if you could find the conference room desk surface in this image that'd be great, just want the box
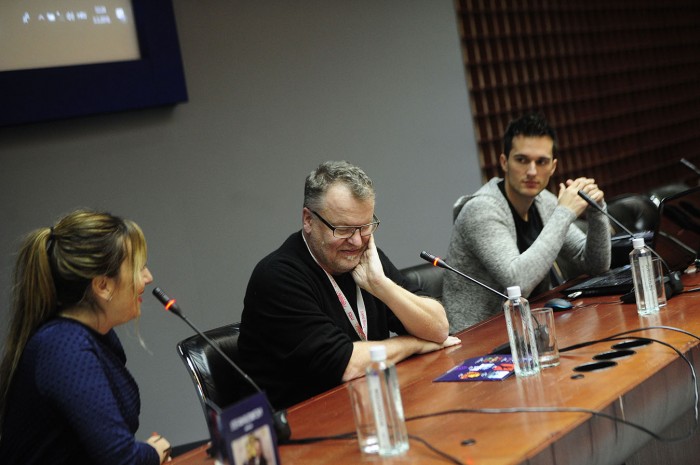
[173,271,700,465]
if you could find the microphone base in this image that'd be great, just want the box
[667,271,684,295]
[620,271,684,304]
[273,409,291,443]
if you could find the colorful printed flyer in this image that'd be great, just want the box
[434,354,515,382]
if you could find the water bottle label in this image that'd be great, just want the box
[367,374,391,449]
[638,255,658,308]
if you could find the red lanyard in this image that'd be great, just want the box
[302,234,367,341]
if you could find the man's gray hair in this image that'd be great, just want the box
[303,161,375,211]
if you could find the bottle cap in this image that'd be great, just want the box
[506,286,521,299]
[632,237,645,249]
[370,345,387,362]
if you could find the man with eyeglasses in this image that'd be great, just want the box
[238,161,459,409]
[443,112,611,332]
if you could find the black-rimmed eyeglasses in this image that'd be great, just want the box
[310,210,380,239]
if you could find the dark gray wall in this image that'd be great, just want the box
[0,1,480,446]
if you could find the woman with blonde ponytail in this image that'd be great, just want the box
[0,210,171,465]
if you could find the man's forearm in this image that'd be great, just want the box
[368,276,449,342]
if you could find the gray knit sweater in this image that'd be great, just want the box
[443,178,611,333]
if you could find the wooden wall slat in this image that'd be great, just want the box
[456,0,700,197]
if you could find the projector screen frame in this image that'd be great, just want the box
[0,0,188,127]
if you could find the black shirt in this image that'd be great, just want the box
[238,232,416,409]
[498,181,557,295]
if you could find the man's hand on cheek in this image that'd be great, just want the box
[352,235,385,292]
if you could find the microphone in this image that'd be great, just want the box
[576,191,683,299]
[577,190,637,239]
[420,251,507,299]
[420,251,548,354]
[657,230,697,255]
[152,287,291,443]
[681,158,700,177]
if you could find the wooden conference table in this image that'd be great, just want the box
[173,272,700,465]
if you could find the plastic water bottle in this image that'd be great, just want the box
[630,237,659,315]
[503,286,540,377]
[365,345,409,456]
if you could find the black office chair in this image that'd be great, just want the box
[647,182,690,206]
[574,193,658,234]
[592,193,659,268]
[606,193,659,235]
[176,323,255,417]
[400,263,444,301]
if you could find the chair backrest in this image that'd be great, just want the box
[400,263,444,301]
[606,193,659,234]
[647,182,690,206]
[580,193,659,268]
[176,323,255,415]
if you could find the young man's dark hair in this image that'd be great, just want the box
[503,112,559,159]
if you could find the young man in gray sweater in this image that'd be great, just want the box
[443,113,611,333]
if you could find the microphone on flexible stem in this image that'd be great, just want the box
[577,190,637,239]
[152,287,291,443]
[680,158,700,177]
[576,191,683,299]
[420,251,508,299]
[420,251,540,354]
[657,230,697,255]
